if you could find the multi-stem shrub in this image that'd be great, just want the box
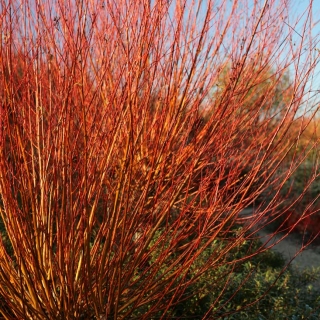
[0,0,319,318]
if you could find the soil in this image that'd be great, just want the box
[257,228,320,270]
[240,207,320,288]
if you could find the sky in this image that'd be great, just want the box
[293,1,320,97]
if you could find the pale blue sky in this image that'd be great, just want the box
[292,1,320,97]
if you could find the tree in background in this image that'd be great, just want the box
[0,0,319,318]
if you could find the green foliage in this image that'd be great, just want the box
[166,229,320,319]
[283,160,320,206]
[218,263,320,320]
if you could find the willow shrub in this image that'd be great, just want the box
[0,0,319,319]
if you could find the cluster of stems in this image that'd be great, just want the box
[0,0,319,318]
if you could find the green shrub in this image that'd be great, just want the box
[169,229,320,319]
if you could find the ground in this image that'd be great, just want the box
[241,207,320,289]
